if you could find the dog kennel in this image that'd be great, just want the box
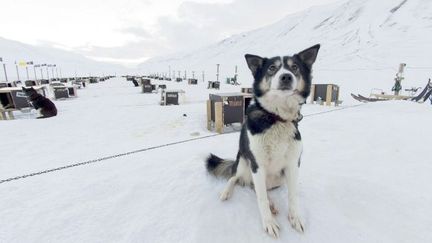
[207,81,220,89]
[207,92,253,133]
[310,84,340,106]
[241,87,253,94]
[25,80,38,87]
[188,79,198,85]
[142,84,153,93]
[160,89,185,106]
[0,86,47,110]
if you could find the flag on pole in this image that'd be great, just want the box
[18,60,27,67]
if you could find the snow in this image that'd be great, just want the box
[1,77,431,242]
[1,0,432,241]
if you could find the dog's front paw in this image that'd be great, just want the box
[219,189,232,201]
[262,217,280,238]
[288,209,304,233]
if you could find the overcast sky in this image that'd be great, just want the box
[0,0,338,66]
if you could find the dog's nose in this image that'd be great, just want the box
[280,73,293,83]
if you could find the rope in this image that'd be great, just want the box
[0,104,364,185]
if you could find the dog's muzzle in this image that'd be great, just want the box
[279,73,294,90]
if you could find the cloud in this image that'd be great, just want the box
[144,0,338,58]
[118,27,152,39]
[65,0,338,65]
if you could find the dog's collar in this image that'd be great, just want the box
[268,112,287,123]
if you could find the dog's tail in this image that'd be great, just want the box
[206,153,237,179]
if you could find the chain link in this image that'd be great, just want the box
[0,104,363,185]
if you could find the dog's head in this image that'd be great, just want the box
[245,44,320,99]
[22,87,38,98]
[244,45,320,121]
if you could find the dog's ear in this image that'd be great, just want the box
[297,44,320,69]
[245,54,263,76]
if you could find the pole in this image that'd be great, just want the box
[33,65,37,80]
[184,70,187,80]
[25,66,29,80]
[178,71,181,80]
[40,67,44,80]
[168,66,171,79]
[46,66,50,80]
[192,71,195,79]
[3,63,8,82]
[216,64,220,82]
[202,71,205,83]
[15,62,20,81]
[51,66,55,79]
[56,67,59,79]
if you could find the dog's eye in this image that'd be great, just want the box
[291,65,298,71]
[269,65,277,72]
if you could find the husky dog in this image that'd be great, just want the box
[206,44,320,238]
[22,87,57,119]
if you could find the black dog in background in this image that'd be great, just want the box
[22,87,57,119]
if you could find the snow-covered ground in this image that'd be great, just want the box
[0,77,431,242]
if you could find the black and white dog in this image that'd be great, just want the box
[206,44,320,238]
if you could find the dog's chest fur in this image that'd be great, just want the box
[248,121,302,188]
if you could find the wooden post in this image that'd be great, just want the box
[336,86,340,106]
[0,110,5,120]
[206,100,212,131]
[7,110,15,120]
[326,84,333,106]
[215,102,223,134]
[310,84,315,104]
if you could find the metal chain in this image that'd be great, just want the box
[0,134,221,185]
[0,104,363,185]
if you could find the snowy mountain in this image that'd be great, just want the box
[0,37,128,80]
[138,0,432,100]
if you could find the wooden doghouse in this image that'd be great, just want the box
[142,84,153,93]
[141,79,151,86]
[158,84,167,90]
[310,84,340,106]
[0,86,47,111]
[67,86,78,97]
[207,81,220,89]
[89,77,99,83]
[176,78,183,82]
[188,79,198,85]
[207,93,253,133]
[160,89,185,106]
[54,88,69,99]
[25,80,38,87]
[40,79,50,85]
[241,87,253,94]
